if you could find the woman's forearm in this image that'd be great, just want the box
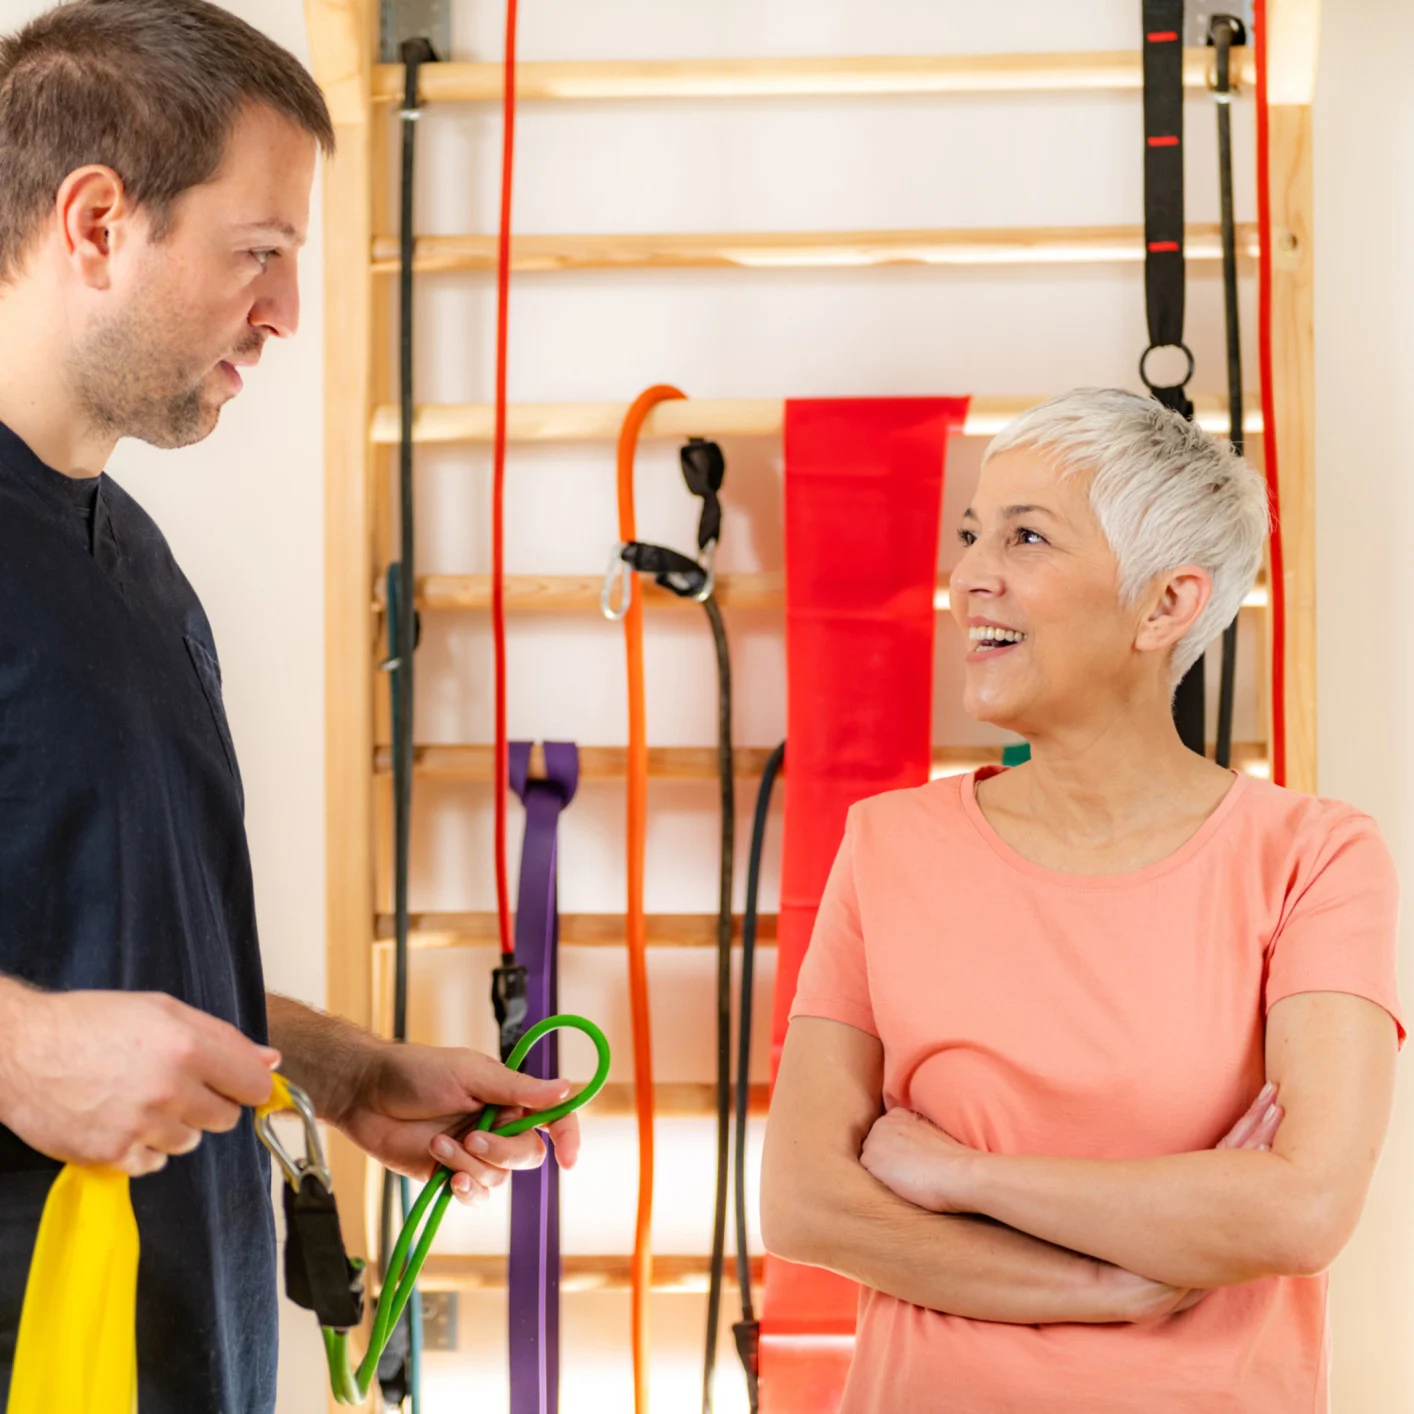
[955,1148,1329,1289]
[765,1156,1172,1325]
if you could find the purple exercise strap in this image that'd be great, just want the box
[507,741,579,1414]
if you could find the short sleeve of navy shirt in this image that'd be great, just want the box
[0,422,276,1414]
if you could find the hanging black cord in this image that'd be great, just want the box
[1210,14,1247,768]
[377,37,436,1413]
[702,595,735,1414]
[731,741,783,1414]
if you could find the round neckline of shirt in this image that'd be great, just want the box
[959,764,1250,888]
[0,419,104,512]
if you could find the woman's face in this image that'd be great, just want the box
[949,447,1150,732]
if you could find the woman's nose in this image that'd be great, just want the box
[952,540,1003,599]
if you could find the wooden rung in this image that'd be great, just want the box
[374,910,778,948]
[593,1082,770,1119]
[370,395,1263,447]
[369,222,1259,276]
[372,572,1269,616]
[415,1253,765,1295]
[372,741,1268,783]
[370,50,1254,104]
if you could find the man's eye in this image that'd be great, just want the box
[249,249,275,269]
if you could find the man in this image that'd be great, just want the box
[0,3,579,1410]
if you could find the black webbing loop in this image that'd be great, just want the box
[283,1175,366,1332]
[681,438,725,552]
[1141,0,1194,420]
[1210,14,1247,769]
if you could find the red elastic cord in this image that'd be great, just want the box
[491,0,520,956]
[1254,0,1288,787]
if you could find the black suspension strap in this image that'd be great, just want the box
[1209,14,1247,769]
[731,741,784,1414]
[377,36,437,1413]
[1141,1,1205,756]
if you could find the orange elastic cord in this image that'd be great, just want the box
[491,0,520,955]
[617,385,686,1414]
[1253,0,1288,787]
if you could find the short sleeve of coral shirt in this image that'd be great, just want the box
[789,767,1403,1414]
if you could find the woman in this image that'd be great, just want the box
[760,388,1402,1412]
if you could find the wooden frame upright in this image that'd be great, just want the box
[301,11,1320,1409]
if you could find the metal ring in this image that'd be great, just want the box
[1138,342,1196,395]
[600,544,633,622]
[690,540,718,604]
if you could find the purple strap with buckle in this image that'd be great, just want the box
[507,741,579,1414]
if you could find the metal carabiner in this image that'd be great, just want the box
[601,543,634,622]
[256,1076,335,1196]
[690,538,718,604]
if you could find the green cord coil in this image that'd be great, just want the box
[327,1013,612,1405]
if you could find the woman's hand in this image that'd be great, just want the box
[859,1107,977,1213]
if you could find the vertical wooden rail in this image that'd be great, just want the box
[303,3,377,1396]
[1266,0,1320,791]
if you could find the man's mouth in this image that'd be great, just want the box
[218,361,243,392]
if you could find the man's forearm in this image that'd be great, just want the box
[767,1158,1140,1325]
[265,993,388,1126]
[956,1149,1324,1289]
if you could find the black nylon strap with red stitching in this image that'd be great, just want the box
[1142,1,1206,753]
[1141,1,1195,419]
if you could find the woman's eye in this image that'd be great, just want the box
[1013,526,1046,546]
[956,529,976,547]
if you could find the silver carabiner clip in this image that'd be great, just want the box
[256,1077,334,1196]
[601,544,634,622]
[690,539,718,604]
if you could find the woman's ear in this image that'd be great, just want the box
[1135,565,1213,657]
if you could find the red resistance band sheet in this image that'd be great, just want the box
[761,396,969,1413]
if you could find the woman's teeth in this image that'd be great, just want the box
[969,626,1027,649]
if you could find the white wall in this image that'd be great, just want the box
[0,0,1408,1410]
[1313,1,1414,1407]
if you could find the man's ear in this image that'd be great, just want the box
[54,165,132,290]
[1135,564,1213,658]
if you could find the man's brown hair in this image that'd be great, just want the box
[0,0,334,281]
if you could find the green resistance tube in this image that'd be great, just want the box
[325,1013,612,1405]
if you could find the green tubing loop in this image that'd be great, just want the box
[323,1014,612,1405]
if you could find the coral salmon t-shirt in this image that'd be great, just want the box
[789,768,1403,1414]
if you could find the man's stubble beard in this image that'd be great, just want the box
[67,296,227,451]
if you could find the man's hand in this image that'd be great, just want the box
[333,1039,583,1207]
[0,982,278,1176]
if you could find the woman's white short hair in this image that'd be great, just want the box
[982,387,1269,685]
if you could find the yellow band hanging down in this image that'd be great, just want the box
[7,1163,139,1414]
[7,1073,298,1414]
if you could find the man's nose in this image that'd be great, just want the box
[251,257,300,340]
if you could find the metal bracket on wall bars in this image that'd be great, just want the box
[380,0,451,65]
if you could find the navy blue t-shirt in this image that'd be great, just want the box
[0,422,276,1413]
